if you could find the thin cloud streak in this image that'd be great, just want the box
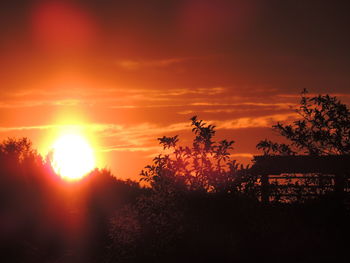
[115,55,216,71]
[215,113,298,130]
[1,87,227,109]
[116,57,193,70]
[190,102,296,108]
[100,146,161,153]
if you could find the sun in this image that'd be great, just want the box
[51,133,95,181]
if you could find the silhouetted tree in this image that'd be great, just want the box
[0,138,58,262]
[0,137,145,263]
[257,89,350,155]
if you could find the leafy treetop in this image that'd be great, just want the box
[257,90,350,156]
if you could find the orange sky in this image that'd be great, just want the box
[0,0,349,179]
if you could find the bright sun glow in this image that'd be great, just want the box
[51,133,95,180]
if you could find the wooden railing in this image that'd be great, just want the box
[250,155,350,203]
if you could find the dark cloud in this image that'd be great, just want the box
[1,1,349,90]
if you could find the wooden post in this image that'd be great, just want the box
[261,174,269,204]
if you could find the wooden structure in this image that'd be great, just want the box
[250,155,350,203]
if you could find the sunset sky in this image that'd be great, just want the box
[0,0,349,179]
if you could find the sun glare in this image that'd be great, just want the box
[51,133,95,181]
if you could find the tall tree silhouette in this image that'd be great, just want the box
[257,89,350,155]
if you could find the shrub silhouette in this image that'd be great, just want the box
[140,116,255,196]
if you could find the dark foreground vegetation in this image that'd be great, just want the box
[1,91,349,263]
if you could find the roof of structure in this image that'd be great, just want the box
[250,155,350,175]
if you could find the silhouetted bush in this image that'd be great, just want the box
[140,116,256,196]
